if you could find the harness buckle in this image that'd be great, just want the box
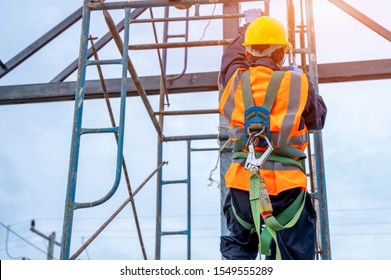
[244,106,271,147]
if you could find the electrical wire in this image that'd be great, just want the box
[199,4,217,41]
[3,203,391,257]
[329,207,391,213]
[4,226,29,260]
[331,220,391,226]
[81,237,90,260]
[22,206,391,224]
[0,239,41,252]
[332,232,391,237]
[0,222,54,260]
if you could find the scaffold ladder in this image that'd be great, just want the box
[286,0,331,259]
[60,7,132,260]
[155,6,192,260]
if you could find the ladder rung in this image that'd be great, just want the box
[292,48,309,54]
[162,179,188,185]
[80,127,119,135]
[161,230,188,236]
[129,39,232,50]
[86,59,123,66]
[191,148,220,152]
[163,134,223,142]
[131,13,244,24]
[154,109,218,116]
[167,34,186,39]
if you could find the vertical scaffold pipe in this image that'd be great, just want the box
[305,0,332,260]
[60,0,91,260]
[154,6,170,260]
[219,2,239,253]
[287,0,296,49]
[187,140,192,260]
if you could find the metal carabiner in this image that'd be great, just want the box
[245,125,266,150]
[245,134,273,172]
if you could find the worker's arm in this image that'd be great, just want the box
[302,82,327,130]
[219,9,263,88]
[219,28,249,88]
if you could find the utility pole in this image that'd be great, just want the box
[30,220,61,260]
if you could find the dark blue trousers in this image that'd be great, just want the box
[220,187,316,260]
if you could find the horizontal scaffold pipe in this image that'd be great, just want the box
[163,134,229,142]
[131,13,244,24]
[129,39,232,50]
[88,0,261,10]
[154,109,219,115]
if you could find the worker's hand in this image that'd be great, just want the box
[243,8,263,24]
[283,65,304,73]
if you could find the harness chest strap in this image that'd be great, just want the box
[233,150,306,172]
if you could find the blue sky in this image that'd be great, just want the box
[0,0,391,260]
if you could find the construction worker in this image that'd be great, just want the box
[218,10,327,260]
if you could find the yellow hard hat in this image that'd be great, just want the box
[243,16,290,51]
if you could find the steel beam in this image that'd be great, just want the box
[88,0,258,10]
[318,59,391,83]
[0,72,217,105]
[218,2,240,246]
[0,7,83,79]
[51,8,147,82]
[1,59,390,105]
[328,0,391,42]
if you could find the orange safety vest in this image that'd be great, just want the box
[218,66,309,196]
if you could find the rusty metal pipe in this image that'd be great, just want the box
[103,10,163,138]
[154,109,218,115]
[129,39,232,50]
[69,161,167,260]
[90,37,148,260]
[131,13,244,24]
[89,0,261,10]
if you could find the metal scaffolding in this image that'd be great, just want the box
[58,0,332,260]
[1,0,390,260]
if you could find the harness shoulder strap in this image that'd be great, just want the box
[241,70,254,110]
[241,70,286,111]
[263,71,285,111]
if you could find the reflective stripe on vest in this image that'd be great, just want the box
[221,68,246,123]
[277,71,303,147]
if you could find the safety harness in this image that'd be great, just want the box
[232,70,307,260]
